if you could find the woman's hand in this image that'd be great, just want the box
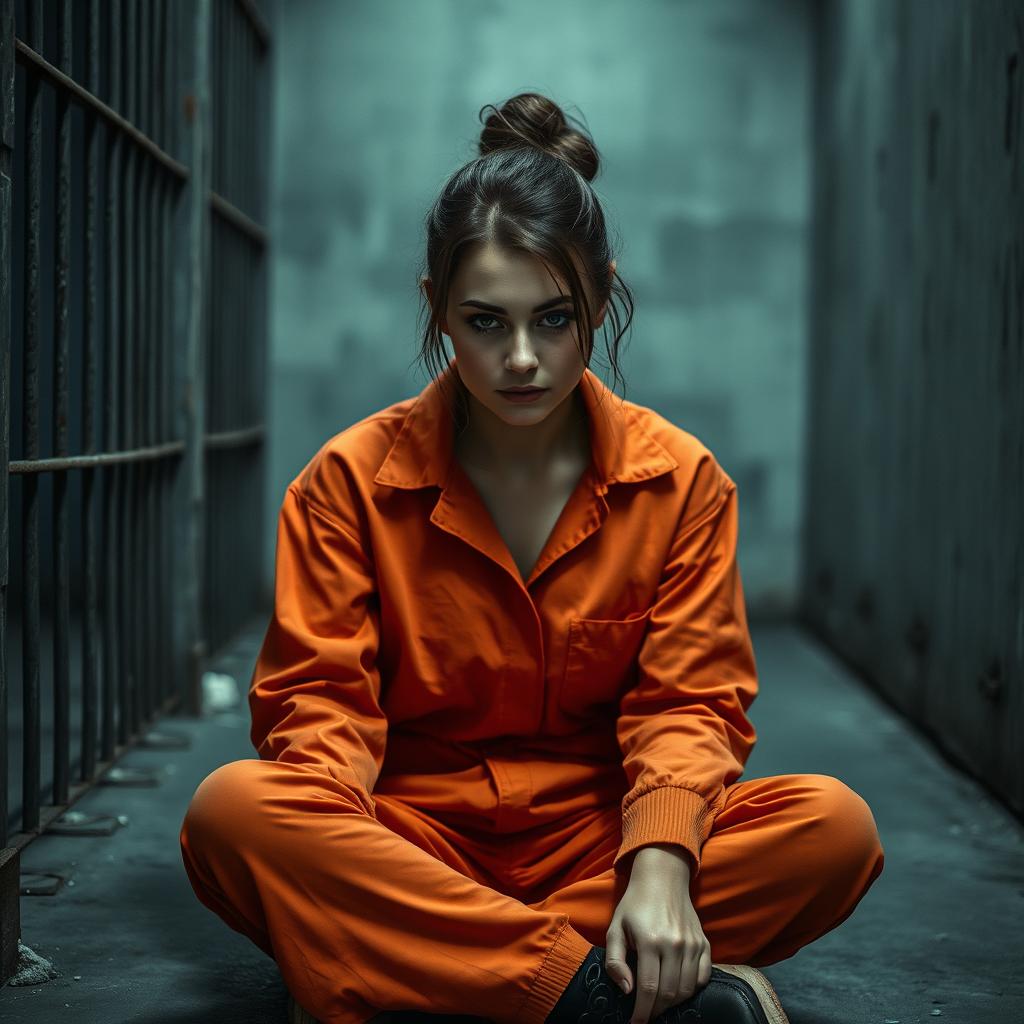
[604,844,712,1024]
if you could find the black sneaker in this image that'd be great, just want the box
[547,946,790,1024]
[655,963,790,1023]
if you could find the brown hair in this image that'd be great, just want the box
[414,91,635,423]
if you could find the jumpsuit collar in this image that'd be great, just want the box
[373,358,679,494]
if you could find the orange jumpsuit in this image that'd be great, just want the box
[179,360,885,1024]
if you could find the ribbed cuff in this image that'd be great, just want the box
[516,917,594,1024]
[614,785,714,878]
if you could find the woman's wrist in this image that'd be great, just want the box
[631,842,694,875]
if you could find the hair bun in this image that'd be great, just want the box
[478,92,600,182]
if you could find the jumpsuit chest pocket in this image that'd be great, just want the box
[558,607,655,717]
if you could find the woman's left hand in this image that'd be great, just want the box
[603,843,712,1024]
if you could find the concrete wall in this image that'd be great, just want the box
[802,0,1024,815]
[265,0,812,613]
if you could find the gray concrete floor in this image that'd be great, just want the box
[2,619,1022,1023]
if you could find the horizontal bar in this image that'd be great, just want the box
[204,424,265,450]
[7,424,266,472]
[210,189,267,246]
[13,38,189,183]
[9,440,186,473]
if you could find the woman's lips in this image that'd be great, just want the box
[498,387,547,403]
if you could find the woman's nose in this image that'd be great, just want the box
[505,334,539,370]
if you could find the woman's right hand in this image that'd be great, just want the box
[603,845,712,1024]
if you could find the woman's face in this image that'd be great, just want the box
[425,241,610,428]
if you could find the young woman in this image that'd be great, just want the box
[179,92,885,1024]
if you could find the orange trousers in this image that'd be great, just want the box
[179,761,885,1024]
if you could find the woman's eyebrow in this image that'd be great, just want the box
[458,295,573,314]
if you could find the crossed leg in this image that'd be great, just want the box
[180,763,884,1024]
[519,773,886,967]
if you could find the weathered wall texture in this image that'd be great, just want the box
[266,0,811,613]
[802,0,1023,814]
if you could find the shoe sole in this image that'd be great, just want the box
[710,964,790,1024]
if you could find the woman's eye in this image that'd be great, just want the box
[467,311,573,333]
[542,312,572,330]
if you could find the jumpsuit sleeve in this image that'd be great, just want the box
[614,457,758,879]
[248,481,387,820]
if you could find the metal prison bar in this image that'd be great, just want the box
[0,0,271,981]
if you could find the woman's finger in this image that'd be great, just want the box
[628,940,661,1024]
[653,941,702,1019]
[650,946,683,1020]
[679,941,702,1004]
[696,942,712,988]
[604,921,633,995]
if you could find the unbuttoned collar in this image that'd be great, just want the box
[373,358,678,493]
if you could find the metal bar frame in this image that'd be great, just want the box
[0,0,272,982]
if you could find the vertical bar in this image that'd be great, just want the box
[243,16,251,631]
[134,0,143,137]
[236,6,242,215]
[103,0,122,763]
[155,176,165,703]
[21,0,43,831]
[235,243,242,637]
[243,242,252,612]
[156,187,164,449]
[81,0,101,783]
[228,5,236,645]
[145,151,156,720]
[222,0,228,201]
[121,0,136,741]
[156,0,166,151]
[205,220,215,649]
[208,239,217,672]
[142,165,150,711]
[224,22,231,640]
[239,245,245,635]
[0,0,15,849]
[181,0,212,714]
[217,224,225,646]
[254,6,266,620]
[170,0,179,162]
[212,0,219,199]
[137,174,149,724]
[145,0,154,142]
[235,5,242,216]
[137,0,153,724]
[132,0,142,731]
[244,22,251,216]
[52,0,73,805]
[158,3,171,705]
[220,235,227,650]
[227,0,235,221]
[230,233,238,637]
[148,195,159,711]
[158,178,169,704]
[221,229,229,648]
[242,7,249,216]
